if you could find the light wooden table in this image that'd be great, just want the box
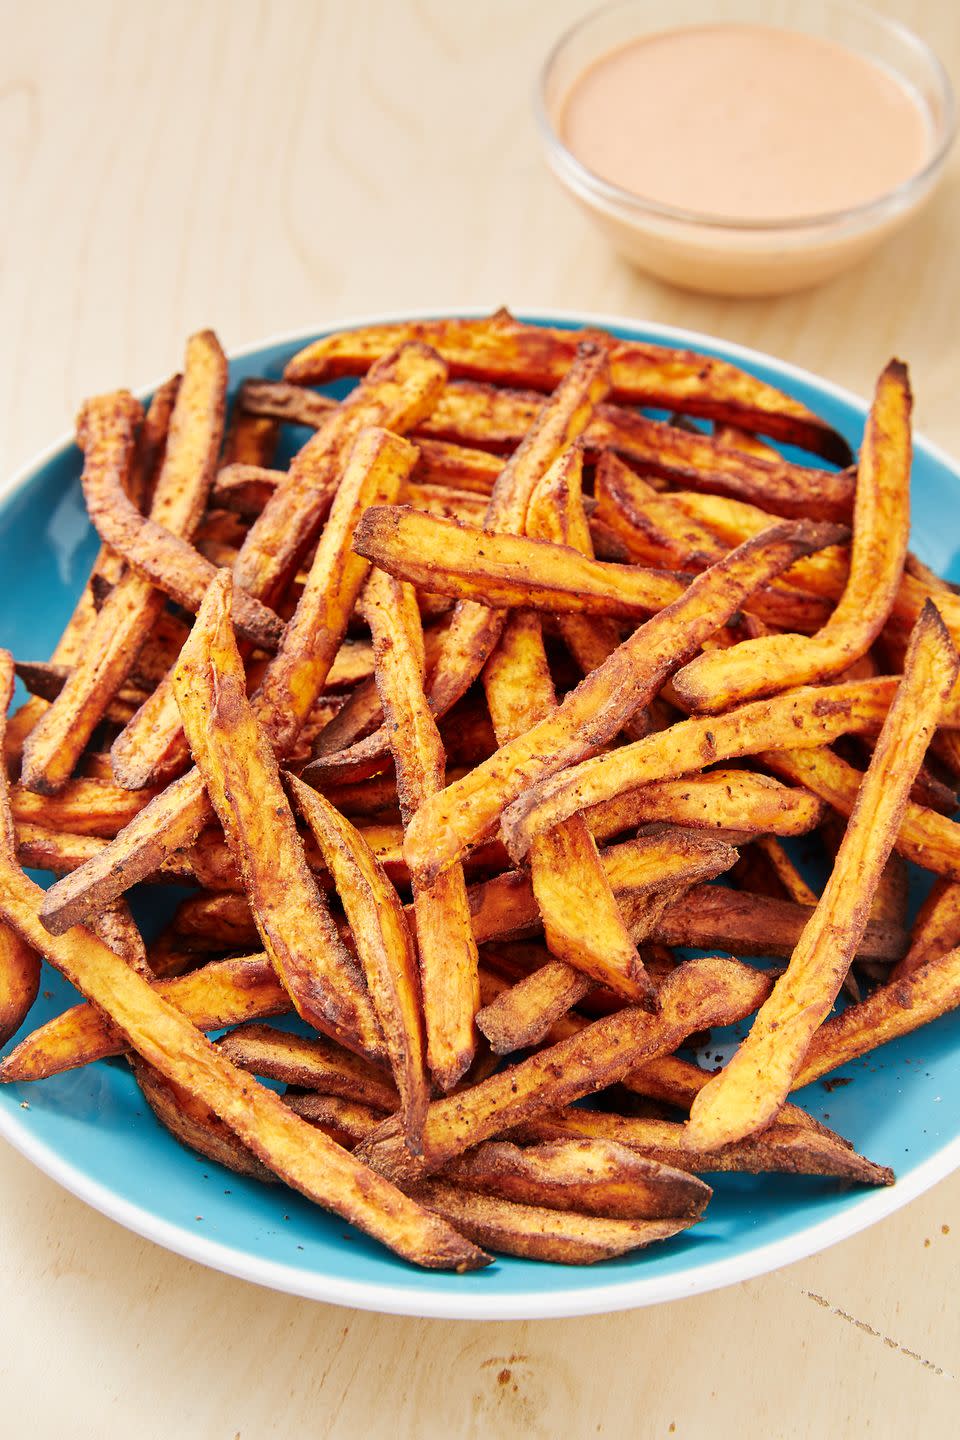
[2,3,959,1435]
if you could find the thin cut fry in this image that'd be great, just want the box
[583,769,825,840]
[361,568,480,1090]
[441,1138,712,1219]
[217,1025,398,1112]
[893,879,960,979]
[687,603,958,1148]
[672,362,912,713]
[284,312,852,463]
[288,777,429,1149]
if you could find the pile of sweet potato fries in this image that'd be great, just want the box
[2,310,960,1270]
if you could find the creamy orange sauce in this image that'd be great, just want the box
[560,24,931,222]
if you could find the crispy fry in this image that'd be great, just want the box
[394,522,859,887]
[762,744,960,882]
[217,1024,398,1111]
[172,570,382,1056]
[76,391,284,650]
[92,899,150,977]
[0,861,485,1269]
[482,595,654,1007]
[22,333,227,794]
[501,676,910,862]
[796,946,960,1086]
[354,503,689,615]
[10,777,161,838]
[687,603,958,1148]
[0,954,288,1081]
[584,770,824,840]
[441,1138,711,1219]
[284,1093,385,1148]
[357,956,773,1183]
[476,960,593,1053]
[0,658,40,1041]
[362,568,479,1089]
[894,879,960,979]
[672,362,912,713]
[288,778,429,1149]
[131,1054,275,1181]
[406,1180,693,1263]
[514,1110,892,1186]
[284,312,852,463]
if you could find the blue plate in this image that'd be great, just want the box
[2,311,960,1319]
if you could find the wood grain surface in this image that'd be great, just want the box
[1,2,959,1436]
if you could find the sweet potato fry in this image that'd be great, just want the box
[21,332,227,794]
[76,391,284,651]
[10,777,161,838]
[361,568,480,1089]
[217,1024,398,1111]
[0,954,289,1081]
[515,1110,892,1187]
[284,312,852,463]
[394,522,857,888]
[795,945,960,1086]
[687,603,958,1149]
[648,884,904,963]
[0,861,485,1270]
[40,427,416,934]
[288,778,429,1149]
[92,898,150,977]
[584,770,824,840]
[0,656,40,1041]
[357,956,773,1183]
[172,570,382,1055]
[476,960,593,1053]
[762,744,960,882]
[441,1138,711,1219]
[501,676,909,862]
[482,599,654,1006]
[672,362,912,713]
[405,1180,694,1263]
[893,879,960,979]
[284,1093,385,1148]
[131,1054,275,1181]
[353,504,688,616]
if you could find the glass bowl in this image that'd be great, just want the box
[536,0,956,296]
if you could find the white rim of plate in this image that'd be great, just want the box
[1,306,959,1321]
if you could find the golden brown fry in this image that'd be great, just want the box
[0,859,485,1269]
[894,879,960,979]
[795,946,960,1086]
[687,603,958,1149]
[442,1138,711,1220]
[284,1092,385,1148]
[648,884,904,962]
[288,778,429,1149]
[395,521,855,887]
[501,676,908,862]
[357,956,773,1183]
[22,342,225,794]
[514,1110,892,1187]
[131,1054,275,1181]
[762,744,960,883]
[76,391,284,651]
[362,568,480,1090]
[0,657,40,1041]
[406,1179,693,1263]
[353,503,687,616]
[0,954,288,1081]
[482,596,653,1006]
[172,570,382,1056]
[40,426,415,934]
[476,960,593,1053]
[672,362,912,713]
[10,777,161,838]
[92,899,150,978]
[584,769,824,841]
[284,312,852,463]
[217,1024,398,1110]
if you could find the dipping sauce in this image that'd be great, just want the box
[560,24,931,222]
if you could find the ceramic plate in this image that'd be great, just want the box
[2,311,959,1319]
